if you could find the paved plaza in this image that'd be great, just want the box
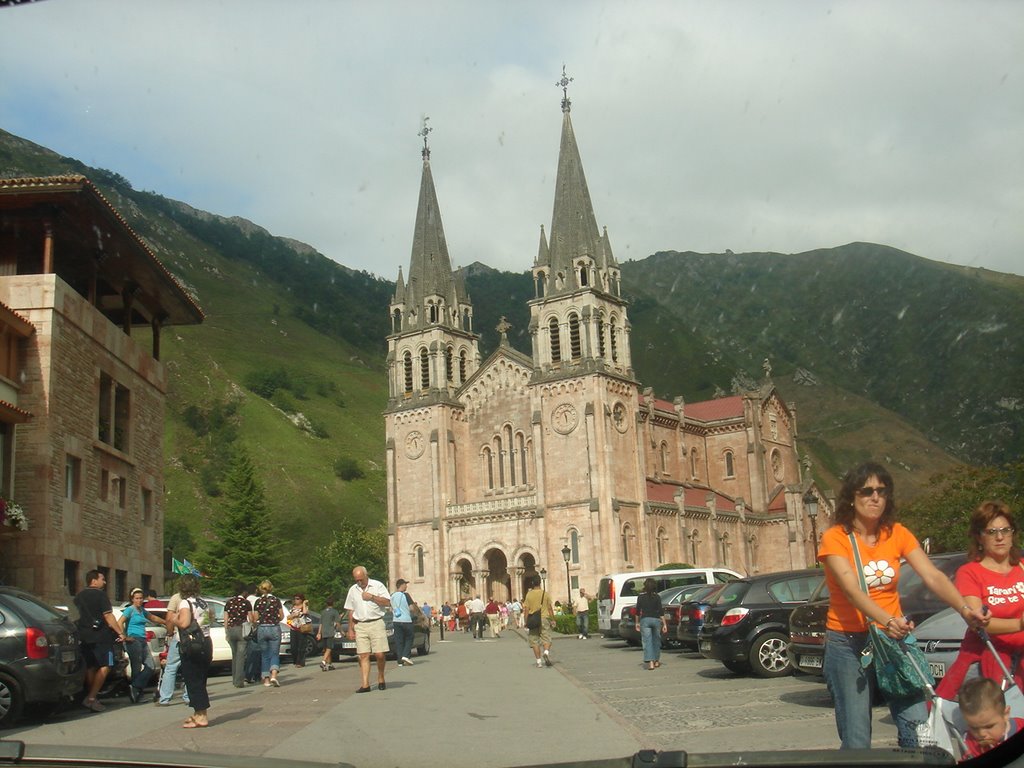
[6,626,911,766]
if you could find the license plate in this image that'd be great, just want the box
[62,650,75,663]
[929,662,946,678]
[800,654,823,669]
[699,640,711,653]
[341,641,356,649]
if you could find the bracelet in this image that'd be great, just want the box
[884,617,897,629]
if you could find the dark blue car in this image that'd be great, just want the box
[675,583,726,650]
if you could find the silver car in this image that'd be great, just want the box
[913,607,966,681]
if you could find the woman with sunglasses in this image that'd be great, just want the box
[819,461,988,749]
[936,500,1024,699]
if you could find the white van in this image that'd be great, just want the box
[597,567,741,636]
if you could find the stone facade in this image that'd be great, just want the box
[385,102,830,609]
[0,177,202,604]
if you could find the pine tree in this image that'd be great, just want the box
[200,449,280,593]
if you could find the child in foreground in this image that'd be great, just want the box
[959,677,1024,761]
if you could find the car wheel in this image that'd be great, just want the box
[304,635,318,659]
[417,631,430,657]
[0,673,24,728]
[749,632,793,678]
[722,660,751,674]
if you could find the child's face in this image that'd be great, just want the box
[964,703,1012,749]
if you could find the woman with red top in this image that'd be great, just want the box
[819,461,988,750]
[936,500,1024,700]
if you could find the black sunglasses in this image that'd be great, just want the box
[855,486,890,498]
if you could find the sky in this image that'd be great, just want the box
[1,0,1021,279]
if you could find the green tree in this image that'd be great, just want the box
[901,460,1024,552]
[199,449,281,593]
[305,519,387,604]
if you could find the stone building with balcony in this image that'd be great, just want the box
[384,86,830,609]
[0,176,203,604]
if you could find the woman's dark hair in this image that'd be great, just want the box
[967,500,1020,565]
[231,580,246,596]
[179,573,201,599]
[834,461,897,533]
[324,596,335,607]
[643,578,657,594]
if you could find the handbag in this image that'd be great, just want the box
[178,598,208,659]
[525,589,545,630]
[849,532,934,699]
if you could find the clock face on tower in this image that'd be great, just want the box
[405,431,425,459]
[551,403,579,435]
[612,402,629,433]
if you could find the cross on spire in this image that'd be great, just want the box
[419,115,433,161]
[557,64,574,113]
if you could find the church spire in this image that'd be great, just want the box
[395,116,468,329]
[544,67,617,296]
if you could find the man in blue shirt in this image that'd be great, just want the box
[390,579,415,666]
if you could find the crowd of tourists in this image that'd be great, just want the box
[70,458,1024,760]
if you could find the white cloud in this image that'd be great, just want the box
[1,0,1020,278]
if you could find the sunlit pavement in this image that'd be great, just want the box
[7,627,903,764]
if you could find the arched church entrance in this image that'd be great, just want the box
[452,557,474,602]
[517,552,538,599]
[483,548,510,602]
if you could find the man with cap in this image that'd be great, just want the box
[390,578,415,666]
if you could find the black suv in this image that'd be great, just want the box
[0,587,85,726]
[787,551,968,676]
[698,569,823,678]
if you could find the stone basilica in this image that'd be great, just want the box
[384,84,828,609]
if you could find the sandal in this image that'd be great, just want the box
[654,661,661,668]
[183,719,209,729]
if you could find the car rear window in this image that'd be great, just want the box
[1,592,66,624]
[767,575,822,603]
[598,579,612,600]
[711,581,749,607]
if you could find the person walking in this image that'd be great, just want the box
[467,594,486,639]
[819,460,988,749]
[635,578,667,670]
[511,598,523,629]
[317,596,341,671]
[391,579,415,667]
[344,565,391,692]
[576,588,591,639]
[287,593,311,668]
[254,580,283,687]
[522,575,555,667]
[224,582,255,688]
[485,597,501,638]
[118,587,159,703]
[936,500,1024,698]
[156,589,189,707]
[74,569,127,712]
[174,574,212,728]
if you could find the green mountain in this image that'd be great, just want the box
[3,128,1022,588]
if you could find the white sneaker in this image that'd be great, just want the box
[401,657,413,666]
[543,650,552,667]
[536,659,543,667]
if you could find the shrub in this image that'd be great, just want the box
[334,456,364,481]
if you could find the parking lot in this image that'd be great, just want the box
[553,632,904,754]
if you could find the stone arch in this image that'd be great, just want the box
[450,555,476,600]
[482,546,511,602]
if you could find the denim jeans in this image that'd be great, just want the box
[576,612,589,638]
[226,625,248,686]
[158,636,189,704]
[640,617,663,663]
[393,621,414,660]
[258,624,281,678]
[125,636,155,692]
[823,629,928,749]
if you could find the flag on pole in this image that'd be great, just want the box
[172,558,188,575]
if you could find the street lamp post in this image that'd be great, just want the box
[561,544,573,614]
[539,567,547,589]
[803,489,819,561]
